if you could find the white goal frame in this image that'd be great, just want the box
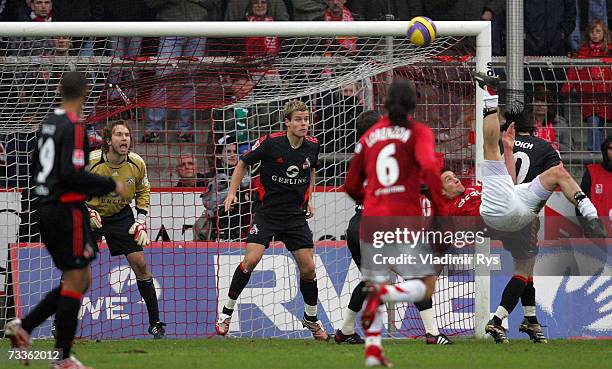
[0,20,492,338]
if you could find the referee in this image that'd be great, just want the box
[87,120,165,339]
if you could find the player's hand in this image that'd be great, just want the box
[224,193,237,212]
[88,207,102,230]
[306,202,315,219]
[114,180,128,199]
[502,122,516,150]
[129,216,150,246]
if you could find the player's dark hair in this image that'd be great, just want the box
[102,120,132,153]
[503,109,534,134]
[440,167,453,175]
[385,80,416,127]
[355,110,381,138]
[60,71,88,100]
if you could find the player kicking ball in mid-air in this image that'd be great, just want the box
[5,72,127,369]
[442,73,606,344]
[337,110,452,346]
[345,80,449,367]
[216,100,329,340]
[87,120,165,338]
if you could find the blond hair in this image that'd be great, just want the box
[283,100,309,121]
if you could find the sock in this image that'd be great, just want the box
[492,306,508,326]
[528,176,554,201]
[380,279,426,304]
[137,278,160,324]
[348,281,367,312]
[55,289,82,360]
[340,281,367,334]
[300,276,318,321]
[415,298,440,336]
[223,298,237,316]
[225,262,252,315]
[482,160,507,176]
[521,277,538,324]
[365,306,384,357]
[493,275,528,325]
[576,193,598,220]
[21,286,61,334]
[340,309,358,335]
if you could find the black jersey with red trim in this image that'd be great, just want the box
[31,109,116,205]
[512,134,560,184]
[241,132,320,217]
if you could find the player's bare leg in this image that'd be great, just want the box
[536,164,606,237]
[293,247,330,341]
[127,251,165,338]
[216,242,265,336]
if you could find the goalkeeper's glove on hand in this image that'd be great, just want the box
[129,214,150,246]
[88,207,102,229]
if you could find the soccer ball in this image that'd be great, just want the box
[407,16,437,47]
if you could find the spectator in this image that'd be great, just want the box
[212,74,281,154]
[245,0,281,57]
[143,1,218,143]
[291,0,326,21]
[561,19,612,151]
[49,1,104,56]
[29,0,52,21]
[524,0,576,56]
[424,0,490,21]
[225,0,289,20]
[195,135,252,241]
[577,135,611,236]
[347,0,423,21]
[482,3,506,56]
[176,155,208,187]
[314,0,360,58]
[104,1,151,101]
[529,88,572,153]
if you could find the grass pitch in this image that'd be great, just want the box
[2,338,612,368]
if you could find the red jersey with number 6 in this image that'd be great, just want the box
[345,116,446,217]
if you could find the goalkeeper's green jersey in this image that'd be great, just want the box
[86,149,150,217]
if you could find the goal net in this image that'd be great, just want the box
[0,21,489,339]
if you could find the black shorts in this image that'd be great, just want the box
[246,211,314,251]
[346,210,361,268]
[38,202,97,271]
[496,218,540,260]
[93,205,142,257]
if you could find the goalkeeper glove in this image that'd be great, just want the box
[88,207,102,230]
[129,214,150,246]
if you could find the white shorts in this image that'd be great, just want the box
[480,174,544,232]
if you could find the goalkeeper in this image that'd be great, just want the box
[87,120,165,339]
